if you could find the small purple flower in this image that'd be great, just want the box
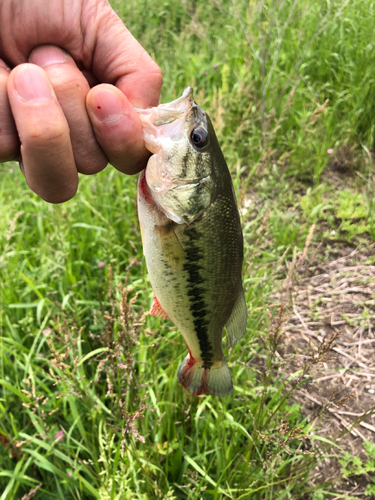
[67,472,72,477]
[42,328,52,336]
[98,261,105,268]
[55,430,64,441]
[327,148,334,154]
[213,64,218,69]
[37,353,45,358]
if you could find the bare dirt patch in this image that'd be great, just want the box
[276,243,375,496]
[323,145,363,191]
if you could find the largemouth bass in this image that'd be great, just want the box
[137,87,247,397]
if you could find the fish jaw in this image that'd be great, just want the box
[135,87,194,154]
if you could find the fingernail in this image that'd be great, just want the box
[29,45,68,68]
[90,90,126,123]
[13,65,53,103]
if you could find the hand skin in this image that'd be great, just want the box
[0,0,162,202]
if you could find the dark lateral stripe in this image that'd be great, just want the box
[183,227,213,368]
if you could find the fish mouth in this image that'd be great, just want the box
[135,87,196,153]
[135,87,195,127]
[135,87,194,119]
[157,87,194,114]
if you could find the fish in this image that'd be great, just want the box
[136,87,247,397]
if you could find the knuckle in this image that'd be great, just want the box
[77,155,108,175]
[51,73,89,96]
[146,61,163,89]
[23,121,69,149]
[72,137,108,174]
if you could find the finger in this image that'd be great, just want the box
[87,84,148,175]
[0,2,162,109]
[82,2,163,108]
[0,60,19,162]
[7,64,78,203]
[29,45,107,175]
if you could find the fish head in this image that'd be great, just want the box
[137,87,220,224]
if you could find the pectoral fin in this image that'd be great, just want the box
[150,295,170,319]
[155,223,185,270]
[225,287,247,348]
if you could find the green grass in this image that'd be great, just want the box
[1,0,375,498]
[1,165,314,499]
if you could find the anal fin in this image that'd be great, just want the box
[225,287,247,348]
[150,295,169,319]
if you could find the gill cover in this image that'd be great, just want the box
[136,87,217,224]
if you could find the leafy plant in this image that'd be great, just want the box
[301,184,375,242]
[338,441,375,496]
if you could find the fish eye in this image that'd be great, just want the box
[190,127,209,149]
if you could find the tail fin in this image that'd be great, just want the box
[177,354,233,397]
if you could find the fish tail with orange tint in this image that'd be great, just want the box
[177,354,233,397]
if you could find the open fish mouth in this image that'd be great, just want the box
[135,87,194,119]
[135,88,196,153]
[157,87,194,113]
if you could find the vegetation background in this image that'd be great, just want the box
[1,0,375,498]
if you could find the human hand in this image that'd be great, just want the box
[0,0,162,202]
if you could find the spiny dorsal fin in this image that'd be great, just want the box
[150,295,169,319]
[225,287,247,348]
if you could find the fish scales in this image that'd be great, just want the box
[137,87,247,397]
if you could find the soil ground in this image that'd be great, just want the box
[275,242,375,497]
